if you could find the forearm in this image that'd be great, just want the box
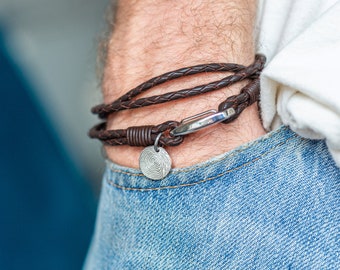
[104,0,256,92]
[102,0,265,168]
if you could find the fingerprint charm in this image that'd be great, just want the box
[139,146,172,180]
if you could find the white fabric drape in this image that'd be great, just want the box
[257,0,340,166]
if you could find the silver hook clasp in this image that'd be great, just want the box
[170,108,236,136]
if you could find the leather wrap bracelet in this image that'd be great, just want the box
[89,54,266,180]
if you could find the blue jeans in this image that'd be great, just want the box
[85,126,340,269]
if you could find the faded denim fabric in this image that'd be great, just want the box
[85,126,340,269]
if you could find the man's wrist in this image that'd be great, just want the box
[101,0,265,168]
[104,0,257,97]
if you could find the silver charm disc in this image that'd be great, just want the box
[139,146,172,180]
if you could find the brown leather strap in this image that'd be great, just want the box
[92,54,265,119]
[89,54,266,147]
[89,121,184,147]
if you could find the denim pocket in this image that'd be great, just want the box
[105,126,299,191]
[85,126,340,270]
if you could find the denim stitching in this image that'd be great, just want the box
[106,135,297,191]
[107,126,295,176]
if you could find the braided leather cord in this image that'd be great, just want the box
[89,54,266,147]
[92,55,265,118]
[89,121,184,147]
[91,63,246,117]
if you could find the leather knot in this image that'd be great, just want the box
[126,126,154,146]
[241,78,260,105]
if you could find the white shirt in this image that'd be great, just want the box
[257,0,340,166]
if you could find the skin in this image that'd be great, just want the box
[101,0,266,168]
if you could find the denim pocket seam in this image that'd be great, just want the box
[108,126,295,177]
[106,134,297,191]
